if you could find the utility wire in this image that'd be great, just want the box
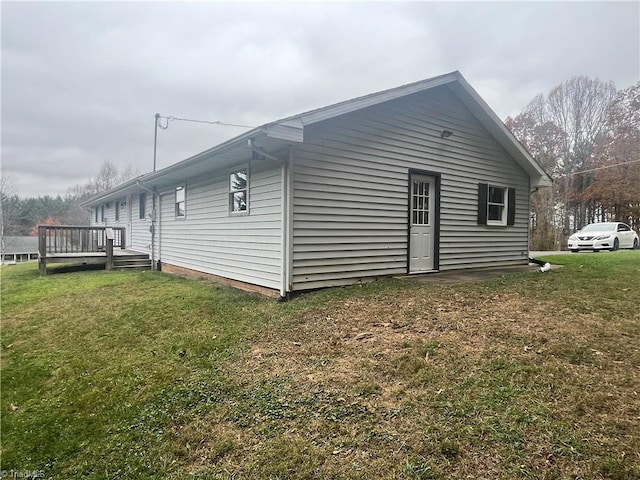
[156,115,254,130]
[555,159,640,178]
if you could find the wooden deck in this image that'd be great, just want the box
[37,225,150,274]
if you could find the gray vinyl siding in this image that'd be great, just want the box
[291,85,530,291]
[90,201,126,228]
[90,206,104,226]
[104,198,127,228]
[88,199,133,251]
[130,193,152,254]
[159,161,282,290]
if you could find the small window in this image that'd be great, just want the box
[477,183,515,226]
[94,207,99,223]
[100,205,105,223]
[488,186,506,224]
[229,167,248,213]
[139,192,146,220]
[411,180,430,225]
[115,200,120,222]
[175,186,186,218]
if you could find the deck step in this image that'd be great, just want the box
[113,258,151,265]
[113,264,152,271]
[112,253,152,271]
[115,254,150,261]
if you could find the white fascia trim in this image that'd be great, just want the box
[80,175,149,208]
[263,119,304,143]
[452,77,552,187]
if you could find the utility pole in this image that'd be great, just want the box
[152,113,252,173]
[153,113,160,172]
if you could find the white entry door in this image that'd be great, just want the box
[409,175,436,273]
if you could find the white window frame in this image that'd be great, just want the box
[175,185,186,219]
[487,185,507,226]
[229,165,249,215]
[139,192,147,220]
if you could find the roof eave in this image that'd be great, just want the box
[297,71,462,126]
[81,127,270,207]
[140,127,266,186]
[80,175,149,208]
[448,77,553,187]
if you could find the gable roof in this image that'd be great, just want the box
[82,71,551,207]
[259,71,551,186]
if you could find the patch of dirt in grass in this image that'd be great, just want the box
[241,291,585,389]
[181,286,640,479]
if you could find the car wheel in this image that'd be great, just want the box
[633,238,639,250]
[611,238,619,251]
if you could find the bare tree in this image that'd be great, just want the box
[1,170,17,257]
[584,82,640,229]
[506,105,565,249]
[545,76,617,231]
[63,161,140,225]
[507,76,618,250]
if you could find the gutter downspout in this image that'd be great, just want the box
[136,180,157,270]
[248,138,291,299]
[279,148,294,299]
[157,192,162,270]
[279,156,288,298]
[285,147,294,296]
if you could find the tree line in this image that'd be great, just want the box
[505,76,639,250]
[0,162,137,238]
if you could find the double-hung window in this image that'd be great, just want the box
[229,167,248,213]
[477,183,515,226]
[488,186,507,224]
[175,185,186,218]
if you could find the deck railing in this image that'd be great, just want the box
[38,225,126,256]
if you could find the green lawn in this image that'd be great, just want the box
[1,253,639,479]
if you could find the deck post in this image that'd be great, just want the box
[105,228,114,271]
[39,258,47,275]
[38,225,47,275]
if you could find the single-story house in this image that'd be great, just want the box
[81,71,551,297]
[2,236,39,264]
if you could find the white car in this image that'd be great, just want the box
[567,222,639,252]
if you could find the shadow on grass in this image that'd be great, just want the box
[47,263,105,274]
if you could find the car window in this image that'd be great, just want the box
[582,223,615,233]
[618,224,630,232]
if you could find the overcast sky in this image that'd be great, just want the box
[2,1,638,198]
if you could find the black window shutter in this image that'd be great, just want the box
[477,183,488,225]
[507,187,516,226]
